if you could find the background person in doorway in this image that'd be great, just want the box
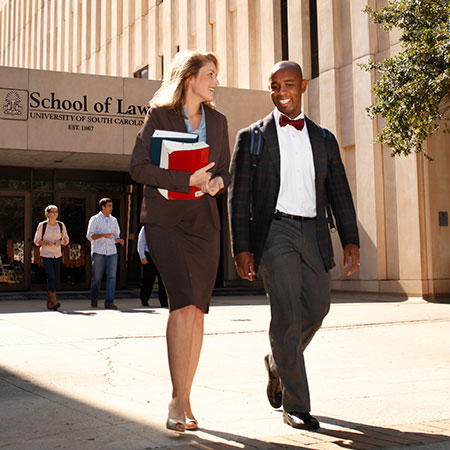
[33,205,69,310]
[86,198,124,310]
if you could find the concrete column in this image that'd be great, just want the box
[121,0,134,77]
[48,0,57,70]
[99,0,111,75]
[386,155,423,294]
[63,0,72,72]
[42,0,49,69]
[22,0,30,67]
[259,0,281,90]
[17,0,23,66]
[11,0,17,66]
[196,0,209,51]
[134,0,144,71]
[287,0,310,78]
[215,0,231,86]
[90,0,101,74]
[36,0,44,69]
[350,0,386,286]
[178,0,189,50]
[162,0,174,75]
[110,0,122,76]
[72,0,82,72]
[0,4,4,65]
[56,0,64,71]
[147,2,161,80]
[81,0,91,73]
[236,0,250,88]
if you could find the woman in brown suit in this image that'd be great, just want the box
[130,51,231,432]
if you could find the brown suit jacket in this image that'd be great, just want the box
[228,113,359,271]
[130,105,231,230]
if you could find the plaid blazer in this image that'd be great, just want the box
[228,112,359,271]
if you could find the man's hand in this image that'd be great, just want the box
[201,176,224,197]
[140,258,148,265]
[116,238,125,246]
[234,251,256,281]
[344,243,360,276]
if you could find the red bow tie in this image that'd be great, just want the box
[279,114,305,131]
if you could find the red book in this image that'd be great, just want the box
[158,139,210,200]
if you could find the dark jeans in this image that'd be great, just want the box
[90,253,118,306]
[140,251,168,307]
[259,217,330,413]
[41,256,62,292]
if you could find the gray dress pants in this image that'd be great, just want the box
[259,217,330,413]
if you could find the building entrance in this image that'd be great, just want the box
[0,167,138,292]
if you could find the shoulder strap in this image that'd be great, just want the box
[249,120,263,219]
[41,221,47,240]
[249,120,263,177]
[41,221,63,240]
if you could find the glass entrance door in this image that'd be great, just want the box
[56,194,89,289]
[0,193,29,289]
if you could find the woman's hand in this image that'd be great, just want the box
[189,162,215,188]
[201,176,224,197]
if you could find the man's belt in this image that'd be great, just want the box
[274,210,316,221]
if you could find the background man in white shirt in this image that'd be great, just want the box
[229,61,360,430]
[86,198,124,309]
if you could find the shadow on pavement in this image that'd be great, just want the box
[1,364,449,450]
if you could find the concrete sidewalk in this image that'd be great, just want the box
[0,294,449,450]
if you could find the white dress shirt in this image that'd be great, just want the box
[273,108,316,217]
[86,211,121,256]
[137,226,149,260]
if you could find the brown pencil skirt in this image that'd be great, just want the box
[144,208,219,314]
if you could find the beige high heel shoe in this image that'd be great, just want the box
[186,417,199,431]
[166,416,186,432]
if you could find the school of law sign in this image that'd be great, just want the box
[0,66,161,170]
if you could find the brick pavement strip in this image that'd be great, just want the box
[353,426,423,446]
[163,419,450,450]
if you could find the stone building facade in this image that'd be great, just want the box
[1,0,449,298]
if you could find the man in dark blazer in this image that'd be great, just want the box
[228,61,360,430]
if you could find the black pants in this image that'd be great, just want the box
[259,217,330,413]
[140,251,168,307]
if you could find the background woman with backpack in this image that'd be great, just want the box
[33,205,69,310]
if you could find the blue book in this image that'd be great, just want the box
[151,130,199,166]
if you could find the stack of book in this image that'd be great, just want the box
[150,130,210,200]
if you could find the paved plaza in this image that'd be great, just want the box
[0,292,449,449]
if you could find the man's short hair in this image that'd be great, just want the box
[99,197,112,210]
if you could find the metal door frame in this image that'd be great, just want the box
[0,190,31,290]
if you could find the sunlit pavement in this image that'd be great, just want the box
[0,293,449,450]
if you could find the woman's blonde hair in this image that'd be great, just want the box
[44,205,58,218]
[150,50,219,116]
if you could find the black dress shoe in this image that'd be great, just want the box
[264,355,282,409]
[141,300,149,307]
[91,299,98,308]
[283,411,320,430]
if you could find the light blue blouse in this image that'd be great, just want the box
[183,104,207,143]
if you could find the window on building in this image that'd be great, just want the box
[281,0,289,60]
[309,0,319,79]
[134,65,149,79]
